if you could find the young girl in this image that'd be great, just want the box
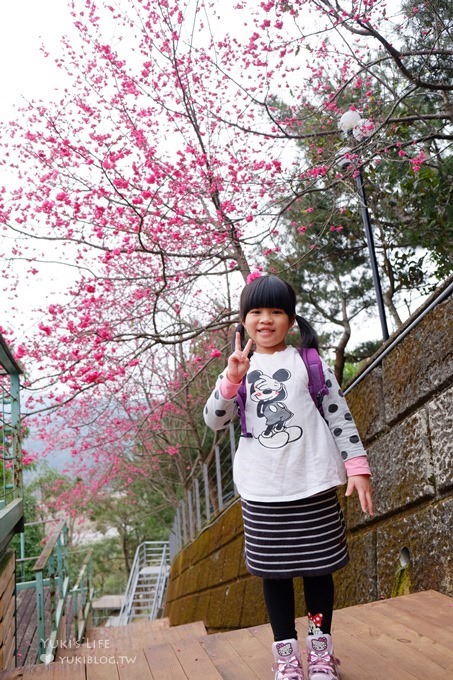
[204,275,373,680]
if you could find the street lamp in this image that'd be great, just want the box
[338,110,390,341]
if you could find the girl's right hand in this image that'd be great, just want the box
[226,332,253,384]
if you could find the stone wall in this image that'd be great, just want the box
[164,284,453,631]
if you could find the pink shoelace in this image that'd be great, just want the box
[273,654,305,679]
[307,652,340,678]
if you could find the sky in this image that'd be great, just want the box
[0,0,72,118]
[0,2,81,334]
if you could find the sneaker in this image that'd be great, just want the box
[272,638,305,679]
[306,634,340,679]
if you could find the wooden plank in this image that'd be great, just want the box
[344,592,452,648]
[115,649,154,680]
[45,664,85,680]
[144,642,188,679]
[335,610,446,680]
[0,671,24,680]
[340,599,453,673]
[22,663,56,679]
[104,630,154,680]
[3,596,16,671]
[333,626,420,680]
[156,620,207,641]
[0,563,15,620]
[171,639,224,679]
[217,627,271,678]
[7,591,453,680]
[16,588,38,665]
[0,552,15,596]
[201,633,262,679]
[84,656,120,680]
[83,619,206,651]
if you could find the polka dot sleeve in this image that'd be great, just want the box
[320,361,368,463]
[203,373,238,432]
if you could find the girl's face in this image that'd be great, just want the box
[243,307,293,354]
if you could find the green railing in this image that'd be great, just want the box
[0,335,24,556]
[17,520,70,663]
[16,520,95,664]
[72,549,94,643]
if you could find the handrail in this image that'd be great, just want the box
[117,541,170,625]
[117,542,142,626]
[170,423,237,558]
[0,339,23,554]
[33,520,66,571]
[149,543,170,620]
[72,549,94,643]
[31,520,69,663]
[344,276,453,395]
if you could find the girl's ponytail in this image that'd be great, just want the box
[295,314,319,351]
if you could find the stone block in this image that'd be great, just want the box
[167,596,191,626]
[350,410,435,522]
[206,586,227,630]
[382,296,453,423]
[193,590,211,627]
[428,385,453,491]
[222,580,247,630]
[240,576,268,628]
[218,500,244,545]
[203,550,224,589]
[376,499,453,599]
[221,535,245,583]
[169,552,184,580]
[334,530,377,608]
[345,367,385,442]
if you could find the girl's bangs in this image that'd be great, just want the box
[241,276,295,318]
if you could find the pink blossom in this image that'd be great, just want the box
[14,344,27,359]
[246,271,262,284]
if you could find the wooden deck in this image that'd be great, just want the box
[2,590,452,679]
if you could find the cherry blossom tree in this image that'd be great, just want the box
[0,0,451,514]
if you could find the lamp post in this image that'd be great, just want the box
[338,110,390,341]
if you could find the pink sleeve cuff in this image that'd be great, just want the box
[344,455,371,477]
[219,374,242,399]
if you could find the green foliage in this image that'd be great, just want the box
[11,492,45,583]
[69,537,126,595]
[88,478,174,575]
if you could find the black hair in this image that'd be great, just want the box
[233,275,319,352]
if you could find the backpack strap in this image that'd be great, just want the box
[236,377,253,437]
[300,347,329,415]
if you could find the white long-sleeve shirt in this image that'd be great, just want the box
[204,345,369,502]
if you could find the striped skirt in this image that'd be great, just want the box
[241,489,349,578]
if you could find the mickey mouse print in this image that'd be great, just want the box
[247,368,303,448]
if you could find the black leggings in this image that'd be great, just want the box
[263,574,334,641]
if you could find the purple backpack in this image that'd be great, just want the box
[236,347,328,437]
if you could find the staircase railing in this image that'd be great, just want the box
[72,549,94,643]
[0,336,24,557]
[16,520,72,664]
[16,521,96,666]
[170,422,237,558]
[117,541,170,626]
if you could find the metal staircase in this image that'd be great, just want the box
[116,541,170,626]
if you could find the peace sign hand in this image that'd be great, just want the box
[226,332,253,385]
